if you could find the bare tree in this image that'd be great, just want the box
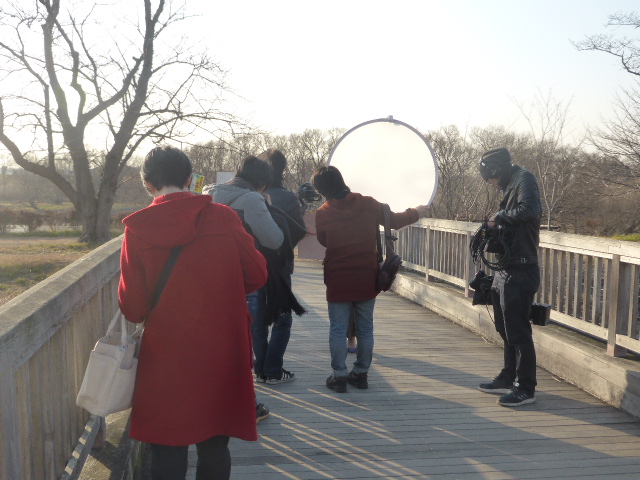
[0,0,247,242]
[576,12,640,78]
[576,12,640,188]
[426,125,482,221]
[512,89,581,229]
[287,128,343,189]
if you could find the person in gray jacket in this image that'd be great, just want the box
[205,155,282,423]
[252,149,307,385]
[205,156,303,386]
[206,157,283,250]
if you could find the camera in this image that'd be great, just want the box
[483,226,505,254]
[469,270,493,306]
[298,182,322,204]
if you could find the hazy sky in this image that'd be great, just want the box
[179,0,639,142]
[1,0,639,161]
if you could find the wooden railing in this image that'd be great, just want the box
[394,218,640,357]
[0,237,122,480]
[3,220,640,479]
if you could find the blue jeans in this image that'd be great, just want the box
[247,288,292,378]
[328,299,376,377]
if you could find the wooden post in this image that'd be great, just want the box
[464,231,473,298]
[425,226,432,282]
[0,369,20,480]
[607,254,627,357]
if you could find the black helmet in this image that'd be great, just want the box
[479,148,512,180]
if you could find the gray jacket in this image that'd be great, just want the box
[205,179,284,250]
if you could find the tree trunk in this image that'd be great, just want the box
[78,195,114,243]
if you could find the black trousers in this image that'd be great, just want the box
[150,435,230,480]
[491,265,540,395]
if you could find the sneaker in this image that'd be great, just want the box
[478,375,514,394]
[256,403,270,423]
[326,374,347,393]
[346,371,368,389]
[255,374,266,383]
[498,386,536,407]
[266,369,295,385]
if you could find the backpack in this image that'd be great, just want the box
[376,204,403,293]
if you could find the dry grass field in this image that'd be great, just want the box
[0,236,94,306]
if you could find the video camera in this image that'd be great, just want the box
[298,182,322,205]
[468,270,551,326]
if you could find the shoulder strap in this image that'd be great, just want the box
[151,245,183,309]
[382,204,397,257]
[376,222,383,264]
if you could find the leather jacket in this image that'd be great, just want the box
[493,165,541,267]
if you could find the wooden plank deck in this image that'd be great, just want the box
[187,260,640,479]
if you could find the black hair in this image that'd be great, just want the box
[257,149,286,188]
[311,165,350,200]
[236,155,273,190]
[141,146,192,191]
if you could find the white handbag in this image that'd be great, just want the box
[76,310,143,416]
[77,245,182,416]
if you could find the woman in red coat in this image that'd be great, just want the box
[118,146,267,480]
[312,166,429,393]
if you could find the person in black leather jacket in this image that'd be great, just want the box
[476,147,542,407]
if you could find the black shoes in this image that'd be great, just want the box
[347,371,368,389]
[478,375,514,394]
[266,369,295,385]
[326,374,347,393]
[498,386,536,407]
[327,371,368,392]
[256,403,269,423]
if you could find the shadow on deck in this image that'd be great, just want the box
[188,260,640,480]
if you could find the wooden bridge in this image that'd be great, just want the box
[4,219,640,479]
[185,260,640,479]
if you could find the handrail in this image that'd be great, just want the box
[0,236,123,480]
[393,218,640,357]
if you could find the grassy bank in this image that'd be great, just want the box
[0,234,98,306]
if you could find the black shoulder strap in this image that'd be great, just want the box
[151,245,183,309]
[376,222,383,264]
[382,204,397,257]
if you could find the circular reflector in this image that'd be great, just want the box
[328,117,438,212]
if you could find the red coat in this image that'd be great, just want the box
[118,192,267,446]
[315,193,418,303]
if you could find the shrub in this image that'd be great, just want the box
[0,209,15,233]
[14,210,44,232]
[41,211,67,232]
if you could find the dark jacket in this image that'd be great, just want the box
[265,186,307,274]
[260,205,307,323]
[493,165,541,267]
[219,195,306,325]
[266,186,306,246]
[315,192,419,302]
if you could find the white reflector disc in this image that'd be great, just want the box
[328,118,438,211]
